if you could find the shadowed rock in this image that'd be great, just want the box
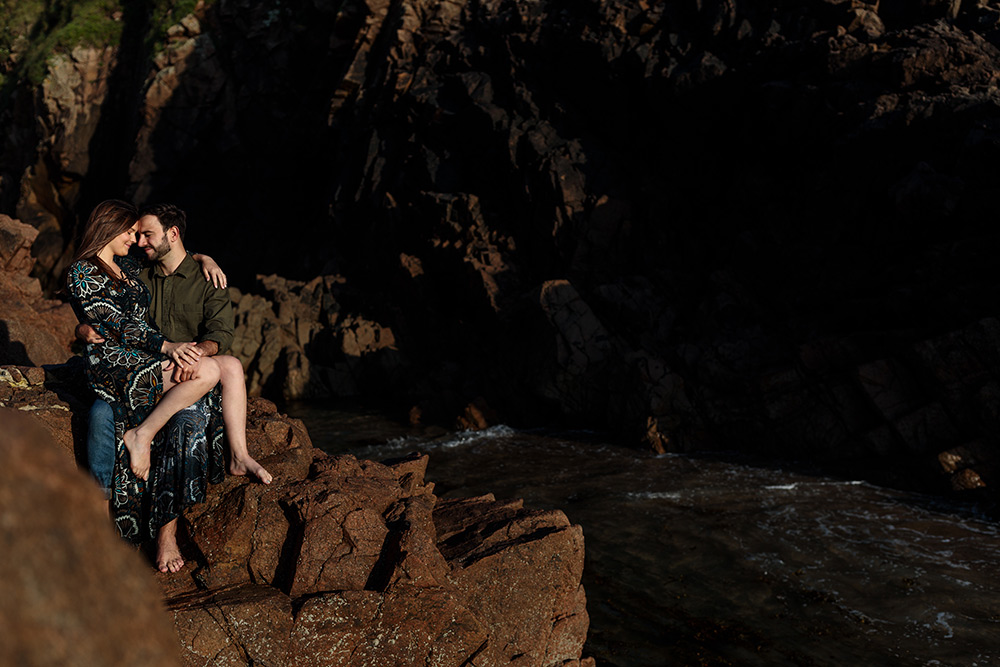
[0,409,180,666]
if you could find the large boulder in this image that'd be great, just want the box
[0,408,180,666]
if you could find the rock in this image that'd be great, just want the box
[1,362,88,463]
[0,215,76,366]
[283,456,401,596]
[169,585,293,667]
[288,587,487,667]
[0,409,180,666]
[230,274,402,400]
[435,495,590,666]
[456,395,498,430]
[4,370,593,665]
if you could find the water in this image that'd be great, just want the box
[286,404,1000,666]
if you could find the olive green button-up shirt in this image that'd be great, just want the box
[138,252,234,354]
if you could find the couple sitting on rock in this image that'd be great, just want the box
[67,200,271,573]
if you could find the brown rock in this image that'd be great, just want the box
[383,493,451,588]
[434,496,590,666]
[1,364,83,462]
[951,467,987,491]
[288,587,488,667]
[4,369,592,665]
[0,409,180,666]
[284,456,402,596]
[0,216,76,366]
[169,585,293,667]
[185,446,315,589]
[456,395,498,431]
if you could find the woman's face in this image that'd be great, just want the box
[106,223,139,257]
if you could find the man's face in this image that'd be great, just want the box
[137,215,172,261]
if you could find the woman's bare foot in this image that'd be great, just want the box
[122,427,151,481]
[156,521,185,573]
[230,454,273,485]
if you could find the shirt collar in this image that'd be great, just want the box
[153,252,198,278]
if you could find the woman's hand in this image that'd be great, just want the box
[162,341,203,367]
[75,322,105,344]
[191,253,227,289]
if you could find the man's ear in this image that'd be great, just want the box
[169,226,180,243]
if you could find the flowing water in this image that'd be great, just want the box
[286,404,1000,667]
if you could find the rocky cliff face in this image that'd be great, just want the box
[4,0,1000,492]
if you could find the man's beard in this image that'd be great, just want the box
[145,238,171,261]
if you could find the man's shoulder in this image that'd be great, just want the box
[177,255,230,303]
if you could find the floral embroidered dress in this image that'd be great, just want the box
[67,254,224,542]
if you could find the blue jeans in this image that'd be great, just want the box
[87,399,116,495]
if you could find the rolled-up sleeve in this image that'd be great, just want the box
[200,285,234,354]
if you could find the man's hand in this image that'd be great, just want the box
[195,340,219,357]
[162,341,203,366]
[163,341,218,382]
[75,322,105,344]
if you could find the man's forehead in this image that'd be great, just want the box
[137,215,164,232]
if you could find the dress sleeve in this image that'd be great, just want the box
[67,260,167,355]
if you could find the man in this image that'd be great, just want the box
[80,203,267,573]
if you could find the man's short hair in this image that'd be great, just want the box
[140,203,187,241]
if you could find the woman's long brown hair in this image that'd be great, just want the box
[73,199,139,281]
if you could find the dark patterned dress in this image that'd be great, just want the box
[67,254,224,542]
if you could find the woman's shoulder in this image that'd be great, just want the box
[115,254,144,276]
[68,259,101,280]
[67,259,107,295]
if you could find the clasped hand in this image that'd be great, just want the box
[162,341,203,382]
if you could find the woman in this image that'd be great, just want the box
[67,199,269,572]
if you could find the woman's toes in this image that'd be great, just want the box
[257,465,273,485]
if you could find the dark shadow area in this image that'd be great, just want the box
[40,358,94,470]
[0,322,31,366]
[77,0,154,213]
[273,498,306,595]
[132,0,347,288]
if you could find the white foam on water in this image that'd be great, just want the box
[625,491,683,501]
[935,612,956,639]
[432,424,518,449]
[764,480,866,492]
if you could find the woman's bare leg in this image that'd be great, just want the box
[217,355,272,484]
[156,518,185,573]
[122,359,221,480]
